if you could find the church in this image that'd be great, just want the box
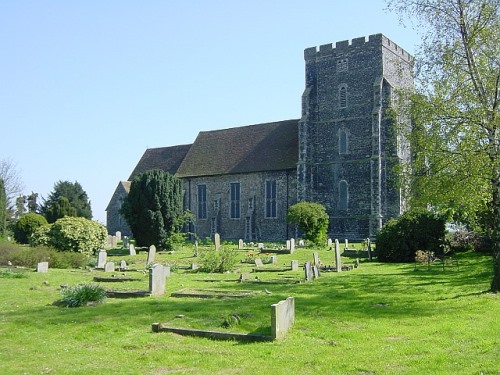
[106,33,413,241]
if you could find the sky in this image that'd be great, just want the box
[0,0,421,224]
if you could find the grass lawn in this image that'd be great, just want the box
[0,244,498,374]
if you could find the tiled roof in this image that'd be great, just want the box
[128,144,192,180]
[176,119,299,178]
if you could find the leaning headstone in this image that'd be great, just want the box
[129,244,136,256]
[115,231,122,241]
[312,265,320,279]
[214,233,221,250]
[367,238,372,261]
[147,245,156,264]
[97,249,107,268]
[37,262,48,273]
[270,255,278,264]
[149,264,166,296]
[291,260,299,271]
[313,252,320,266]
[304,261,313,281]
[290,238,295,253]
[119,260,127,271]
[104,262,115,272]
[335,239,342,272]
[122,236,129,248]
[327,238,333,248]
[254,258,264,267]
[238,239,244,250]
[271,297,295,340]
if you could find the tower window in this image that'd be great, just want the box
[339,85,347,108]
[339,180,349,210]
[337,58,348,72]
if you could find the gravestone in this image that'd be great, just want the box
[194,240,199,256]
[191,263,199,270]
[313,252,320,266]
[271,297,295,340]
[335,239,342,272]
[111,236,118,248]
[270,255,278,264]
[298,240,305,247]
[147,245,156,264]
[122,236,129,248]
[107,235,113,247]
[254,258,264,267]
[120,260,127,271]
[257,242,264,250]
[312,265,320,279]
[238,239,244,250]
[327,238,333,248]
[104,261,115,272]
[97,249,107,268]
[304,261,313,281]
[239,272,251,281]
[214,233,221,250]
[115,231,121,241]
[345,239,349,250]
[149,264,167,296]
[290,260,299,271]
[286,240,291,250]
[37,261,48,273]
[129,244,136,256]
[290,238,295,253]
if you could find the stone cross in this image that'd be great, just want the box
[37,261,48,273]
[335,239,342,272]
[147,245,156,264]
[104,261,115,272]
[214,233,221,250]
[149,264,167,296]
[97,249,107,269]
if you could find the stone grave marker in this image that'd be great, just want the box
[335,239,342,272]
[312,265,320,279]
[327,238,333,248]
[304,261,313,281]
[271,297,295,340]
[37,261,48,273]
[111,236,118,248]
[239,272,251,281]
[191,263,199,270]
[290,238,295,253]
[120,260,127,271]
[97,249,107,268]
[238,239,244,250]
[254,258,264,267]
[214,233,221,250]
[257,242,265,250]
[149,264,167,296]
[298,240,305,247]
[104,262,115,272]
[122,236,129,248]
[106,235,113,247]
[270,255,278,264]
[286,240,291,250]
[115,231,121,241]
[290,260,299,271]
[345,239,349,250]
[313,252,320,266]
[147,245,156,264]
[129,244,136,256]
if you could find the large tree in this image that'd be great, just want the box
[387,0,500,291]
[0,179,7,237]
[286,201,329,245]
[0,158,24,216]
[120,169,184,248]
[41,181,92,223]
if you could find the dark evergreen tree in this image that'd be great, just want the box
[42,181,92,223]
[27,192,39,213]
[0,179,7,237]
[120,169,183,248]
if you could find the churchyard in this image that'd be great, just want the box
[0,238,498,374]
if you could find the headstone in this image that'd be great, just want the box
[286,240,291,250]
[238,239,244,250]
[97,249,107,268]
[122,236,129,248]
[194,241,199,256]
[214,233,221,250]
[313,252,320,266]
[345,239,349,250]
[367,238,372,261]
[271,297,295,340]
[107,235,113,247]
[312,265,320,279]
[149,264,166,296]
[270,255,278,264]
[335,239,342,272]
[257,242,264,250]
[37,261,48,273]
[120,260,127,271]
[304,261,313,281]
[254,258,264,267]
[147,245,156,264]
[239,272,251,281]
[298,240,305,247]
[115,231,122,241]
[290,238,295,253]
[327,238,333,248]
[111,236,118,248]
[129,244,136,256]
[290,260,299,271]
[191,263,199,270]
[104,261,115,272]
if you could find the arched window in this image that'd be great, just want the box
[339,85,347,108]
[339,180,348,210]
[339,129,348,154]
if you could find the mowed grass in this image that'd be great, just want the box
[0,244,498,375]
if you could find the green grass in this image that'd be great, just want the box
[0,244,498,374]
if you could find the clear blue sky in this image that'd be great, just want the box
[0,0,420,224]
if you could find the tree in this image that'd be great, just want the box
[387,0,500,292]
[286,201,329,245]
[0,179,7,237]
[41,181,92,223]
[12,213,48,244]
[0,158,24,215]
[120,169,183,248]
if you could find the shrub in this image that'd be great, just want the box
[286,201,329,245]
[1,245,88,268]
[376,208,446,262]
[60,283,106,307]
[447,230,493,254]
[32,217,107,256]
[13,213,48,244]
[199,247,238,273]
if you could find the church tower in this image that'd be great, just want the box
[298,34,413,239]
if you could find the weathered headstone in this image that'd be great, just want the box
[111,236,118,248]
[298,239,305,247]
[106,235,113,247]
[313,252,320,266]
[239,272,251,281]
[312,265,320,279]
[97,249,107,268]
[327,238,333,248]
[290,260,299,271]
[115,231,122,241]
[104,261,115,272]
[122,236,129,248]
[304,261,313,281]
[147,245,156,264]
[270,255,278,264]
[214,233,221,250]
[254,258,264,267]
[286,240,291,250]
[335,239,342,272]
[238,239,244,250]
[149,264,166,296]
[271,297,295,340]
[257,242,264,250]
[120,260,127,271]
[37,261,48,273]
[191,263,199,270]
[129,244,136,256]
[290,238,295,253]
[345,239,349,250]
